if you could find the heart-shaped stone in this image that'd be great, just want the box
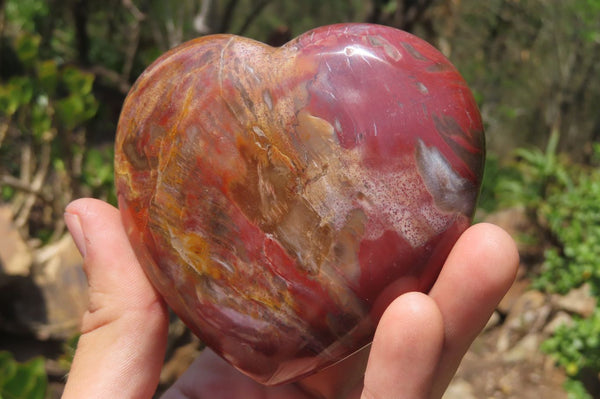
[114,23,484,385]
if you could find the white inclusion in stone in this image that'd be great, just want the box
[168,227,199,278]
[341,86,363,105]
[245,64,261,83]
[305,145,449,248]
[211,256,235,274]
[263,90,273,110]
[416,82,429,95]
[415,139,475,215]
[353,166,446,247]
[334,118,342,133]
[252,126,266,137]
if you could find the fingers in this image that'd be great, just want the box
[429,223,519,397]
[62,198,169,399]
[362,292,444,399]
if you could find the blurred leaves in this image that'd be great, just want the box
[0,76,34,116]
[36,61,58,95]
[3,0,49,33]
[0,29,102,242]
[489,135,600,398]
[499,128,572,209]
[0,351,47,399]
[14,34,41,67]
[445,0,600,156]
[1,32,99,134]
[541,311,600,399]
[81,146,117,204]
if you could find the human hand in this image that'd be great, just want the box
[61,198,518,399]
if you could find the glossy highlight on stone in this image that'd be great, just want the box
[114,23,484,385]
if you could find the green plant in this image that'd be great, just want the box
[533,172,600,294]
[541,311,600,399]
[495,127,573,210]
[0,30,110,242]
[81,146,117,204]
[0,351,47,399]
[564,378,593,399]
[477,152,522,214]
[494,135,600,398]
[535,158,600,398]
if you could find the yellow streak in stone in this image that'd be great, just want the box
[169,228,215,278]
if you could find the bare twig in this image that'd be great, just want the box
[88,65,131,94]
[1,174,52,202]
[0,120,8,148]
[48,199,67,243]
[194,0,212,34]
[121,0,146,82]
[11,143,32,216]
[165,3,183,48]
[15,142,51,229]
[122,23,141,81]
[218,0,239,33]
[0,0,6,68]
[396,0,435,31]
[122,0,144,21]
[366,0,383,24]
[237,0,272,37]
[73,0,90,65]
[21,142,32,184]
[150,15,169,52]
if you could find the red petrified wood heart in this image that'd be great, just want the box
[114,23,484,385]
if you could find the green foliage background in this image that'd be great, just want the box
[0,351,46,399]
[1,0,600,397]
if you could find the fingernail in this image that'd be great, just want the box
[65,212,87,258]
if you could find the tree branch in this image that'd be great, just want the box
[88,65,131,94]
[366,0,384,24]
[14,142,52,229]
[121,0,146,82]
[218,0,239,33]
[1,174,52,202]
[236,0,272,37]
[73,0,90,66]
[194,0,213,34]
[396,0,436,31]
[0,119,8,148]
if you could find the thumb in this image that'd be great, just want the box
[62,198,169,399]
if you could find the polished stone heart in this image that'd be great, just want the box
[114,23,484,385]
